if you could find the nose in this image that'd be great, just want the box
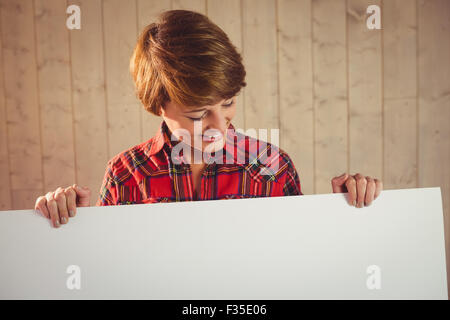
[204,109,229,134]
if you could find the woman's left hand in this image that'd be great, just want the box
[331,173,383,208]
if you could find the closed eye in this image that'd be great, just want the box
[186,100,234,121]
[223,100,233,107]
[188,116,203,121]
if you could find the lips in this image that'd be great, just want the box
[201,131,224,142]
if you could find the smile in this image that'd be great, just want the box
[202,132,223,142]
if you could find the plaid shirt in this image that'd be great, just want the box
[96,121,303,206]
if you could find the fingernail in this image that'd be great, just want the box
[54,220,60,228]
[69,210,75,217]
[352,200,356,207]
[357,202,364,208]
[61,217,67,224]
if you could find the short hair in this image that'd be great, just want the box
[130,10,247,116]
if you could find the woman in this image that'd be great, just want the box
[34,10,383,228]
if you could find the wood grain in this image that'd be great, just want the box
[242,0,278,136]
[68,0,109,206]
[0,9,11,210]
[312,0,348,193]
[103,0,142,158]
[383,0,417,189]
[35,0,76,190]
[172,0,206,13]
[347,0,383,180]
[0,0,43,209]
[278,0,314,194]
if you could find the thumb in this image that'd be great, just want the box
[331,173,348,193]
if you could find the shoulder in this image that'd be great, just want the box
[106,136,164,184]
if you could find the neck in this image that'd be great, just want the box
[190,147,205,166]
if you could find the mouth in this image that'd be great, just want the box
[201,131,224,142]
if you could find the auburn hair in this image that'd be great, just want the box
[129,10,247,116]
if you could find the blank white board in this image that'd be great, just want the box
[0,187,447,299]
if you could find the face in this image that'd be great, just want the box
[160,96,237,154]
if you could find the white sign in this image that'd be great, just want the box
[0,187,447,299]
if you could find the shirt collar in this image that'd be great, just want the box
[146,120,174,157]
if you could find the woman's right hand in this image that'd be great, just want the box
[34,184,91,228]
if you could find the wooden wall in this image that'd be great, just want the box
[0,0,449,292]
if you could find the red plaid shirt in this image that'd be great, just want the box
[96,121,303,206]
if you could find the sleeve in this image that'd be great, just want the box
[95,161,119,206]
[282,153,303,196]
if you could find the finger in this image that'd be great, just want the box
[34,196,50,219]
[331,173,348,193]
[45,192,60,228]
[73,184,91,207]
[54,187,69,225]
[345,175,357,206]
[365,176,376,206]
[355,173,367,208]
[374,179,383,199]
[65,186,77,218]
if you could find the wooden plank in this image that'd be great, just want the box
[34,0,76,190]
[384,98,417,187]
[11,190,43,210]
[383,0,417,189]
[277,0,314,194]
[0,14,11,210]
[417,0,450,295]
[0,0,44,209]
[172,0,206,13]
[68,0,109,206]
[347,0,382,180]
[312,0,348,193]
[207,0,245,131]
[242,0,278,134]
[383,0,417,99]
[103,0,142,158]
[136,0,171,140]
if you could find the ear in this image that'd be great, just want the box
[158,105,165,117]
